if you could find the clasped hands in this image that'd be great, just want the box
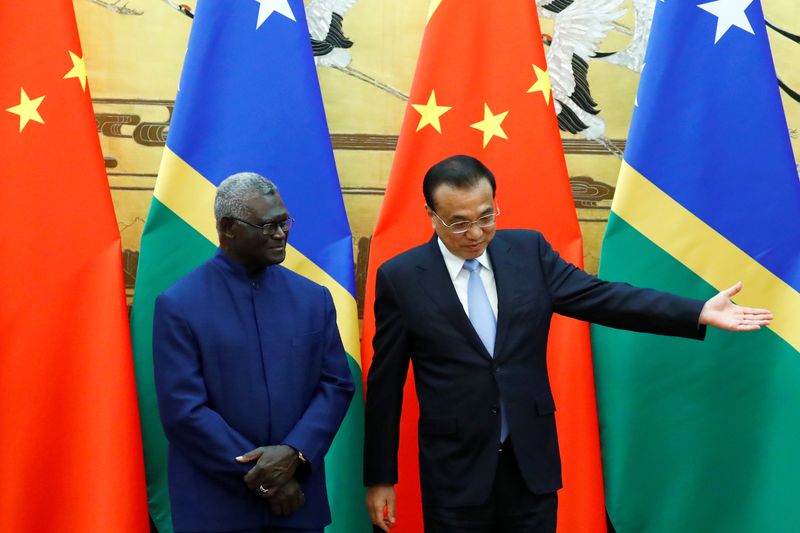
[236,444,305,516]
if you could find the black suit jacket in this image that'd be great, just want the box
[364,230,706,507]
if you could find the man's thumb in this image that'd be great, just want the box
[235,448,262,463]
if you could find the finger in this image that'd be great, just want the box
[280,497,291,516]
[235,448,263,463]
[373,517,390,533]
[742,317,772,325]
[370,504,387,529]
[387,496,397,525]
[741,308,773,317]
[243,467,261,488]
[722,281,743,299]
[270,493,285,516]
[289,493,302,514]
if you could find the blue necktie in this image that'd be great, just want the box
[463,259,508,442]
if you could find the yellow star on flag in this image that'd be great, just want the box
[6,88,45,132]
[64,51,87,91]
[470,103,509,148]
[527,64,551,105]
[411,90,452,133]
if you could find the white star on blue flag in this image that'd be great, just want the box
[697,0,755,43]
[255,0,296,29]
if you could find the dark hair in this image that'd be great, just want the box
[422,155,496,210]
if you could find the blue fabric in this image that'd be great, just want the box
[168,0,355,296]
[153,252,355,532]
[463,260,508,443]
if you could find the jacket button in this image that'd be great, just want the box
[491,406,499,414]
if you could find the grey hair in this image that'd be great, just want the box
[214,172,278,223]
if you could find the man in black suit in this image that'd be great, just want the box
[363,155,772,533]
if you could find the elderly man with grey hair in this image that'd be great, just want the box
[153,172,355,533]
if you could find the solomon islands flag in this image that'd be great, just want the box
[130,1,369,532]
[592,1,800,532]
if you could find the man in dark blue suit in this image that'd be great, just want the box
[153,172,355,533]
[363,155,772,533]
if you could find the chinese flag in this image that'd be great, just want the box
[0,3,149,531]
[361,1,606,532]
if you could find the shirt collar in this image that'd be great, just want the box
[436,237,492,281]
[213,249,272,281]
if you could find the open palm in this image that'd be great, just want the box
[699,282,773,331]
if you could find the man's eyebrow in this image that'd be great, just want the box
[256,214,289,224]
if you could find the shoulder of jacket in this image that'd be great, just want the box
[159,258,216,302]
[378,241,431,273]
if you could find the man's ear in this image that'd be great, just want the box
[218,217,236,239]
[424,204,436,229]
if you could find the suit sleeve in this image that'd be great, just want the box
[536,234,707,339]
[281,287,355,470]
[153,293,255,477]
[363,266,411,486]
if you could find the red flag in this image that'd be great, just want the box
[0,3,149,531]
[361,1,606,531]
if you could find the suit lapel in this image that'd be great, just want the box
[489,233,516,359]
[416,237,492,360]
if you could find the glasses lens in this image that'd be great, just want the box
[477,214,496,228]
[260,218,294,235]
[449,222,471,234]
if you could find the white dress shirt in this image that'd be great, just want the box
[437,238,498,319]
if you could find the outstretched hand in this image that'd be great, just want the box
[699,282,773,331]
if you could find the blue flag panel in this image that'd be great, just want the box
[167,0,355,296]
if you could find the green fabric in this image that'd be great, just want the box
[593,213,800,533]
[324,356,371,533]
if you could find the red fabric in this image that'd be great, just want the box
[0,3,149,531]
[361,1,606,531]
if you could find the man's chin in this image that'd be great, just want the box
[461,245,486,259]
[265,248,286,265]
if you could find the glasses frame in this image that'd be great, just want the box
[430,205,500,234]
[232,216,295,236]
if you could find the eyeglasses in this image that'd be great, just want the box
[430,206,500,234]
[233,217,295,236]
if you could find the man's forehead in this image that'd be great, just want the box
[434,183,494,212]
[244,191,286,214]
